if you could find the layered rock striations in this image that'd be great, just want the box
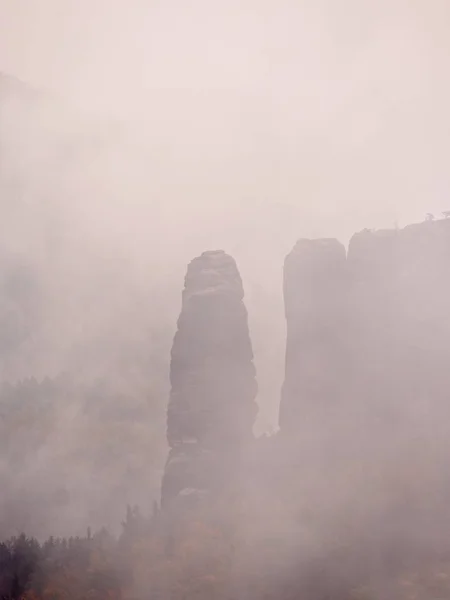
[161,250,258,509]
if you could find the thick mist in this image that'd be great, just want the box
[1,0,450,558]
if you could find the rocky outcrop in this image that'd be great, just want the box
[276,218,450,568]
[347,218,450,440]
[279,238,348,438]
[161,250,258,509]
[280,219,450,440]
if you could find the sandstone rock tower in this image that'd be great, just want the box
[280,238,348,438]
[161,250,258,509]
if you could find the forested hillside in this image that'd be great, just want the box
[0,375,166,539]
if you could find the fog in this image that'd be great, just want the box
[1,0,450,567]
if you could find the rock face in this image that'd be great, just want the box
[280,220,450,441]
[345,219,450,557]
[277,219,450,562]
[279,238,348,438]
[161,250,258,509]
[346,219,450,459]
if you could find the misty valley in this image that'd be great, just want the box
[1,211,450,599]
[1,0,450,585]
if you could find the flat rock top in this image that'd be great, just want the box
[290,238,344,252]
[287,238,346,261]
[285,239,347,278]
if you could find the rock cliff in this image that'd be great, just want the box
[280,218,450,439]
[280,238,348,438]
[161,250,258,509]
[277,217,450,561]
[346,218,450,459]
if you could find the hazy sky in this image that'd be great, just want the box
[1,0,450,234]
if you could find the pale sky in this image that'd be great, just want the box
[1,0,450,429]
[1,0,450,231]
